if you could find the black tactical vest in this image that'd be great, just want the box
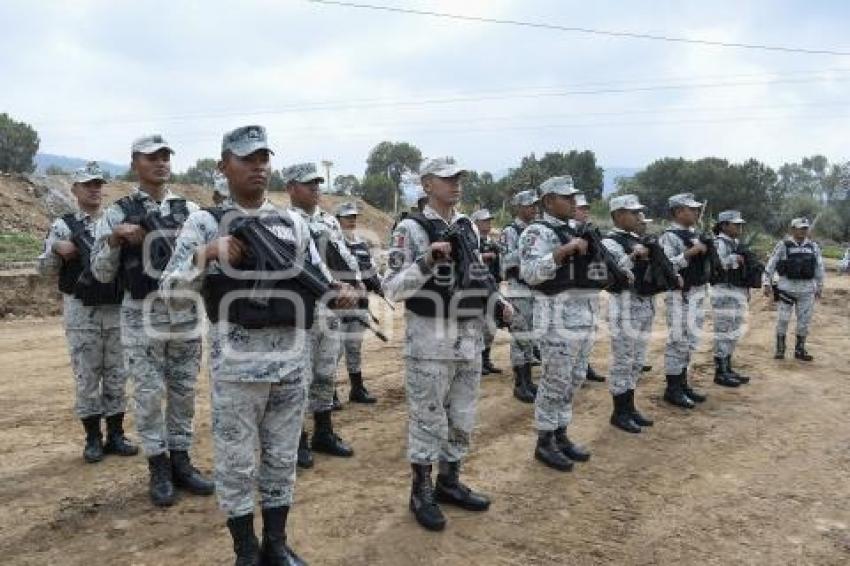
[346,240,373,310]
[666,229,713,290]
[606,231,676,296]
[57,214,123,306]
[528,221,606,295]
[201,207,318,329]
[777,240,817,280]
[711,238,765,288]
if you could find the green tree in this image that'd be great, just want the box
[461,171,503,212]
[0,113,40,173]
[499,150,604,202]
[333,174,360,196]
[269,170,285,192]
[183,158,218,187]
[365,141,423,179]
[360,174,399,211]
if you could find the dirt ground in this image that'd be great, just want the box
[1,272,849,565]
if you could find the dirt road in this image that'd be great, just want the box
[1,275,849,565]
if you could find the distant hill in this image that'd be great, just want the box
[602,167,640,195]
[35,153,127,177]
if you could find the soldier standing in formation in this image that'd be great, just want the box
[335,201,378,404]
[91,135,213,506]
[500,190,539,403]
[762,217,825,361]
[383,158,512,531]
[471,208,503,376]
[710,210,752,387]
[519,176,593,472]
[38,163,137,462]
[285,163,358,468]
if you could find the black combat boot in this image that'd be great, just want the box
[311,411,353,457]
[641,365,652,373]
[663,373,695,409]
[586,366,606,382]
[147,453,176,507]
[296,430,313,469]
[81,415,104,463]
[534,431,574,471]
[713,356,741,388]
[610,393,641,433]
[512,364,535,403]
[260,506,307,566]
[171,450,215,495]
[481,348,502,375]
[226,514,260,566]
[627,389,653,427]
[725,356,750,384]
[554,427,591,462]
[331,389,343,411]
[794,335,813,361]
[434,461,490,512]
[774,335,786,359]
[409,463,446,531]
[681,370,707,403]
[348,372,377,404]
[103,413,139,457]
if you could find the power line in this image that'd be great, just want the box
[306,0,850,56]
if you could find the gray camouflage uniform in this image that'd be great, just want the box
[91,188,202,457]
[383,205,485,464]
[500,218,537,367]
[38,211,126,419]
[601,229,655,396]
[570,219,602,381]
[160,198,322,517]
[712,233,749,358]
[338,232,369,375]
[762,237,825,337]
[519,212,596,431]
[660,222,708,376]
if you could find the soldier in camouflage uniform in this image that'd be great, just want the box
[659,193,711,409]
[161,126,350,565]
[335,201,378,404]
[91,135,213,506]
[600,195,660,433]
[572,193,607,384]
[762,217,826,361]
[284,163,359,467]
[519,176,594,472]
[500,190,539,402]
[471,208,503,376]
[710,210,751,387]
[384,157,513,532]
[636,212,656,373]
[37,163,137,463]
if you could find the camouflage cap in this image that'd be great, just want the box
[221,125,274,158]
[717,210,745,224]
[131,134,174,156]
[668,192,703,209]
[470,208,493,222]
[419,157,466,179]
[575,193,589,207]
[511,189,539,207]
[609,194,645,212]
[71,162,106,184]
[539,175,578,197]
[790,217,811,229]
[213,174,229,196]
[282,162,324,185]
[335,201,359,217]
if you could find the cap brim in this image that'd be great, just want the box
[295,173,324,184]
[135,143,175,155]
[730,218,746,224]
[74,175,106,184]
[229,144,274,158]
[432,166,467,178]
[640,218,654,223]
[613,205,645,212]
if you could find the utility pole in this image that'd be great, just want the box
[321,160,333,193]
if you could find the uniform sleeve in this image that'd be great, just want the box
[381,220,432,302]
[715,238,739,270]
[659,231,687,271]
[519,225,558,285]
[602,237,634,272]
[159,210,216,294]
[813,243,826,291]
[90,203,126,283]
[761,241,785,285]
[36,218,71,276]
[500,226,520,275]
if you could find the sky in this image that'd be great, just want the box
[1,0,849,179]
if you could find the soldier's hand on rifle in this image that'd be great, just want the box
[631,243,650,259]
[109,223,146,247]
[53,240,79,261]
[762,284,772,298]
[331,281,359,309]
[499,300,515,325]
[202,236,246,267]
[676,275,685,289]
[481,251,498,263]
[426,242,452,266]
[684,241,708,257]
[733,254,745,267]
[554,239,588,264]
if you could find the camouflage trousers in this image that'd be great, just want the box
[608,293,654,396]
[506,293,536,367]
[66,324,126,419]
[483,320,496,350]
[664,286,707,375]
[535,327,593,431]
[712,286,749,358]
[211,374,308,518]
[308,311,341,413]
[574,294,601,381]
[123,320,202,457]
[775,288,816,337]
[405,357,482,464]
[339,315,366,375]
